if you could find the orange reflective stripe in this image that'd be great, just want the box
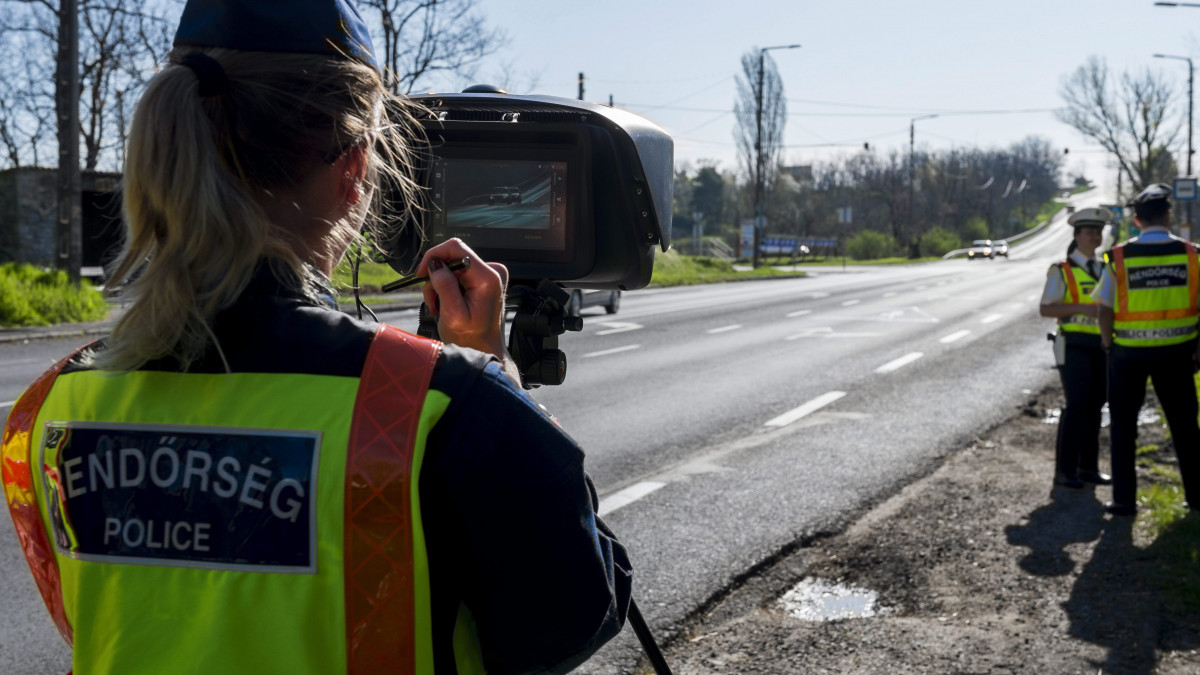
[1115,308,1199,321]
[1060,261,1080,304]
[1114,246,1129,316]
[344,325,440,675]
[1187,241,1199,313]
[2,348,86,647]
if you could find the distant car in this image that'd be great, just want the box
[967,239,995,260]
[565,289,621,316]
[488,186,523,205]
[993,240,1009,257]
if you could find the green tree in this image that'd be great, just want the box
[918,226,961,257]
[964,217,989,241]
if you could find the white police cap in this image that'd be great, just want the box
[1067,206,1112,228]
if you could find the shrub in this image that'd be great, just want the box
[964,217,989,241]
[918,226,962,257]
[0,263,109,327]
[845,231,898,260]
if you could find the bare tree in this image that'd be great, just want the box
[1057,56,1180,192]
[360,0,506,95]
[733,50,786,215]
[0,0,170,172]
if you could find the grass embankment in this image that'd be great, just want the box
[1134,375,1200,612]
[785,256,941,266]
[0,263,109,328]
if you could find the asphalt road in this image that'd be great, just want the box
[0,193,1096,673]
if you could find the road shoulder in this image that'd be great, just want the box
[651,386,1200,674]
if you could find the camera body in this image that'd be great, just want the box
[384,87,673,290]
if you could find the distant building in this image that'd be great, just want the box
[0,167,123,274]
[783,165,814,186]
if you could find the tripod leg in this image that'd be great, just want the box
[628,598,674,675]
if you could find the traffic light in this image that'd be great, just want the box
[1064,148,1070,154]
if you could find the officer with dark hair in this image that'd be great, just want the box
[1091,184,1200,516]
[1040,207,1111,489]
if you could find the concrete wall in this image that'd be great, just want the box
[0,167,122,267]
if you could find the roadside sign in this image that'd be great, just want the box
[1175,178,1198,202]
[837,206,852,224]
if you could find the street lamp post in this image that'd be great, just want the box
[752,43,801,268]
[1155,53,1194,232]
[908,114,937,254]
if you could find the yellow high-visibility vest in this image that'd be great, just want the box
[1111,238,1200,348]
[1056,259,1101,336]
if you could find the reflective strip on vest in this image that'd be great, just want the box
[3,326,444,674]
[1112,241,1200,347]
[1058,261,1101,335]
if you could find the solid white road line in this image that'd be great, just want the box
[597,481,666,516]
[981,314,1003,324]
[764,391,847,428]
[707,324,742,334]
[786,309,812,318]
[0,400,15,410]
[582,345,641,358]
[940,329,971,344]
[875,352,924,374]
[595,321,643,336]
[841,299,861,306]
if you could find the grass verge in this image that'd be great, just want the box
[1133,375,1200,613]
[0,263,109,327]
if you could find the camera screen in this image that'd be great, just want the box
[430,159,569,252]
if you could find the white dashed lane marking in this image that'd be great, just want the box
[706,324,742,335]
[786,310,812,318]
[940,330,971,344]
[981,314,1003,324]
[883,292,897,298]
[841,299,861,306]
[764,391,847,428]
[595,322,643,336]
[0,400,15,410]
[597,481,666,516]
[582,345,641,358]
[875,352,924,374]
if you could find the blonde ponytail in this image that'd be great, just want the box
[98,48,422,372]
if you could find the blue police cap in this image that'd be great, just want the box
[173,0,378,71]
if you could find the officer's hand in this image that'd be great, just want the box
[418,239,510,359]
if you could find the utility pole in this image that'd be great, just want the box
[1155,53,1193,232]
[908,114,937,256]
[578,72,585,101]
[56,0,81,282]
[752,43,800,268]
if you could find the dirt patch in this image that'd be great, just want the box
[650,387,1200,674]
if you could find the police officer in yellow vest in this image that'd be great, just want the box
[1039,207,1112,489]
[1,1,633,673]
[1092,184,1200,516]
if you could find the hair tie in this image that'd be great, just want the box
[179,52,227,97]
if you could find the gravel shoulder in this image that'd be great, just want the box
[647,385,1200,674]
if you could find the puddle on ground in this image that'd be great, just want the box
[1042,403,1161,428]
[779,577,890,621]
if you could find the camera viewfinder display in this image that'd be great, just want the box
[431,159,569,252]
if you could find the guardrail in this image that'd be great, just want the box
[941,205,1065,260]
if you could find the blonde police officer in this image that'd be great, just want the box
[1092,184,1200,516]
[1040,207,1111,489]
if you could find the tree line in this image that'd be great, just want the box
[673,137,1070,260]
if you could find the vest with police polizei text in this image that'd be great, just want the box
[1,324,445,675]
[1111,237,1200,348]
[1056,259,1102,337]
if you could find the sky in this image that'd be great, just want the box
[417,0,1200,193]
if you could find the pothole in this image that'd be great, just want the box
[779,577,891,621]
